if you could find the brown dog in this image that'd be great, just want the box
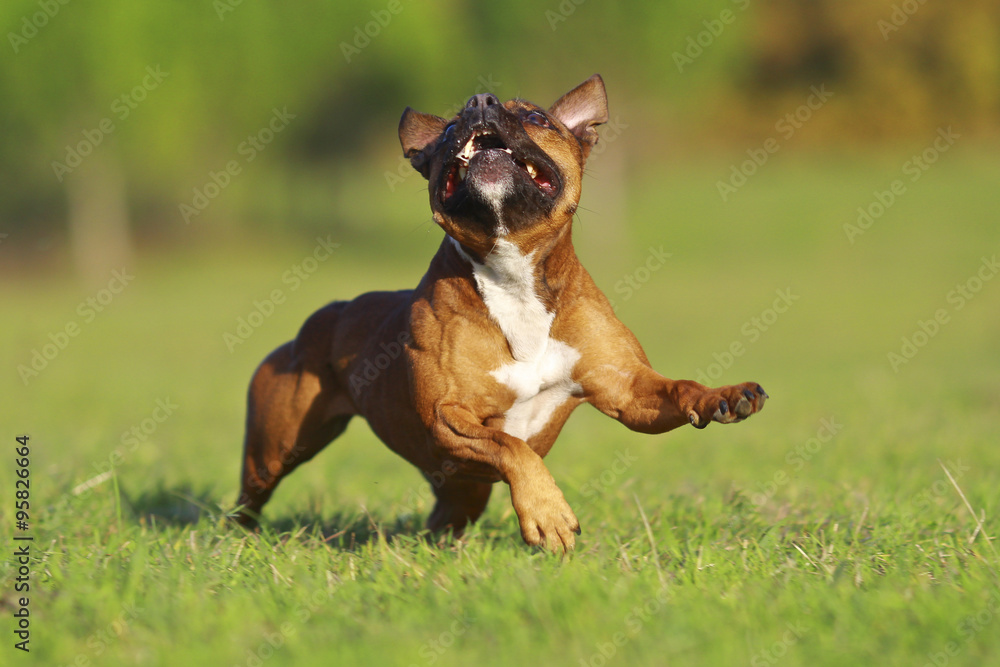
[235,74,767,551]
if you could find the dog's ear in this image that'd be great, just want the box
[399,107,449,178]
[548,74,609,159]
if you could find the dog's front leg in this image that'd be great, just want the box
[432,404,580,552]
[585,365,767,433]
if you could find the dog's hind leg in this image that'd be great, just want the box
[425,477,493,537]
[235,336,354,528]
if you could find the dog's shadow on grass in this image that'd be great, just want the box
[122,482,221,527]
[123,483,469,551]
[265,511,433,550]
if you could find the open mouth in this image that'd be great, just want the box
[442,128,556,202]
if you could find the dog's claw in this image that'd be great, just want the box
[689,412,709,429]
[755,384,768,398]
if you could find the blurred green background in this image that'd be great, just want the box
[3,2,1000,665]
[2,0,999,278]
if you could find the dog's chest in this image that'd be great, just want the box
[457,239,582,441]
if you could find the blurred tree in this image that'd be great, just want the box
[1,0,998,267]
[1,0,347,279]
[740,0,1000,140]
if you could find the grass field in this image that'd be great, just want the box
[4,148,1000,666]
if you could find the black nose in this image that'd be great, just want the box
[465,93,499,110]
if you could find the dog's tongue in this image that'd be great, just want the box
[530,169,553,194]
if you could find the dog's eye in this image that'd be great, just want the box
[526,112,550,128]
[442,123,456,141]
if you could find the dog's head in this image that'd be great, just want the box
[399,74,608,255]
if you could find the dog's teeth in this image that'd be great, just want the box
[457,166,467,181]
[525,162,537,178]
[459,137,475,160]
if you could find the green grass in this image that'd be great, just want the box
[3,148,1000,666]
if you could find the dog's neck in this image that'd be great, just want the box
[446,224,579,361]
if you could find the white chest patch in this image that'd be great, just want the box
[452,238,582,441]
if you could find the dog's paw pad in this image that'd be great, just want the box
[735,396,753,418]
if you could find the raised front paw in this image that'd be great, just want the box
[510,479,581,553]
[686,382,768,429]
